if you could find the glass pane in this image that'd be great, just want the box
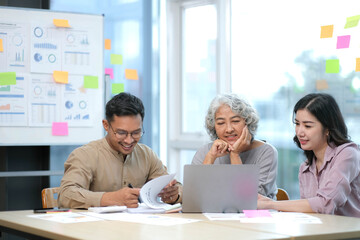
[181,4,217,134]
[231,0,360,199]
[178,150,197,183]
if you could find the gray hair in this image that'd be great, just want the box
[205,93,259,141]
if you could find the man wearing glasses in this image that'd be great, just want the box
[58,92,181,208]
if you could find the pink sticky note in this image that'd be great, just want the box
[105,68,114,79]
[52,122,68,136]
[243,210,272,218]
[336,35,351,49]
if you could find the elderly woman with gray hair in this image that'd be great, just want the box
[192,93,278,199]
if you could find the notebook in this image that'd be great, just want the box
[182,164,259,213]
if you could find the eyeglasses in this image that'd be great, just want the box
[108,123,144,140]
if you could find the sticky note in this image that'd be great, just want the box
[105,68,114,79]
[336,35,350,49]
[112,83,124,94]
[345,15,360,29]
[105,39,111,50]
[53,71,69,84]
[0,39,3,52]
[316,79,329,90]
[53,19,71,28]
[320,25,333,38]
[326,59,340,73]
[243,210,272,218]
[111,54,123,65]
[125,69,139,80]
[52,122,68,136]
[84,76,98,89]
[0,72,16,85]
[356,58,360,72]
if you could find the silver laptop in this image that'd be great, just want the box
[182,164,259,213]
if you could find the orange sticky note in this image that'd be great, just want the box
[53,71,69,84]
[316,79,329,90]
[52,122,68,136]
[125,69,139,80]
[0,39,3,52]
[53,19,71,28]
[105,39,111,50]
[356,58,360,72]
[320,25,333,38]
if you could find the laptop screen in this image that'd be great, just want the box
[182,164,259,213]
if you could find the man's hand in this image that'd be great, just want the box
[101,187,140,208]
[158,179,180,204]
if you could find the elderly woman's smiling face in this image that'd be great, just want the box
[214,104,246,145]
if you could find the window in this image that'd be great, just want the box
[230,0,360,198]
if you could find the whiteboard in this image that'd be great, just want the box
[0,7,105,145]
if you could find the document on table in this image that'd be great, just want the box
[204,211,322,224]
[28,212,103,223]
[82,212,199,226]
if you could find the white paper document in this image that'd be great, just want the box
[204,212,322,224]
[28,212,103,223]
[88,206,127,213]
[139,173,182,212]
[82,212,199,226]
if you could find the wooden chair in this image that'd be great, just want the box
[41,187,60,208]
[276,188,290,201]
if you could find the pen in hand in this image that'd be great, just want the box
[128,183,142,203]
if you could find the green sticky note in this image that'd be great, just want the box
[112,83,124,94]
[84,76,98,89]
[344,15,360,29]
[326,59,340,74]
[111,54,123,65]
[0,72,16,85]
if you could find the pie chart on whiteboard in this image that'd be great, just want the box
[65,101,73,109]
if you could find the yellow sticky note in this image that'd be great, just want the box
[0,39,3,52]
[53,19,71,28]
[111,54,123,65]
[356,58,360,72]
[53,71,69,84]
[316,80,329,90]
[105,39,111,50]
[125,69,139,80]
[320,25,333,38]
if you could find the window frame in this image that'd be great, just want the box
[165,0,231,174]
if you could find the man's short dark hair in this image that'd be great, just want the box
[105,92,145,122]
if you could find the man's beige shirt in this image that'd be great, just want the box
[58,138,172,208]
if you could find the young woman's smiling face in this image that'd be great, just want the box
[214,104,246,145]
[295,109,328,154]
